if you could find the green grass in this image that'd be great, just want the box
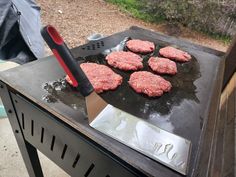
[208,33,232,45]
[106,0,232,44]
[106,0,164,23]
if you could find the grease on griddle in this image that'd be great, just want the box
[42,94,57,103]
[81,38,201,118]
[42,78,86,114]
[42,38,201,120]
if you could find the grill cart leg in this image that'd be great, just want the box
[0,81,44,177]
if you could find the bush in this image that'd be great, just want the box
[141,0,236,37]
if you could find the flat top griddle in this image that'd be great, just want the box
[0,26,225,177]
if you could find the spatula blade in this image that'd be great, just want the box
[86,92,108,123]
[89,104,191,175]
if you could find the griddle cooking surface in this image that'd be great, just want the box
[81,42,201,174]
[83,43,200,118]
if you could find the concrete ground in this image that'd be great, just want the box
[0,118,69,177]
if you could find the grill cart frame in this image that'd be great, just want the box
[0,26,230,177]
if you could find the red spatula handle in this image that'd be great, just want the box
[41,25,93,96]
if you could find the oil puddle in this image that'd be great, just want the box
[79,38,201,118]
[42,78,86,113]
[41,37,201,121]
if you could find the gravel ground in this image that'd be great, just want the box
[37,0,228,53]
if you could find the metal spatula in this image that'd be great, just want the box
[41,25,113,124]
[41,25,191,175]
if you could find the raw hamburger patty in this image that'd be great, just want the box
[128,71,172,97]
[105,51,143,71]
[66,63,122,93]
[126,39,155,53]
[148,57,177,75]
[159,46,191,62]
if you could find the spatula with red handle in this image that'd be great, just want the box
[41,25,191,175]
[41,25,107,122]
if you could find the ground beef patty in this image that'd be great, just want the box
[128,71,172,97]
[159,46,191,62]
[105,51,143,71]
[66,63,122,93]
[126,39,155,53]
[148,57,177,75]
